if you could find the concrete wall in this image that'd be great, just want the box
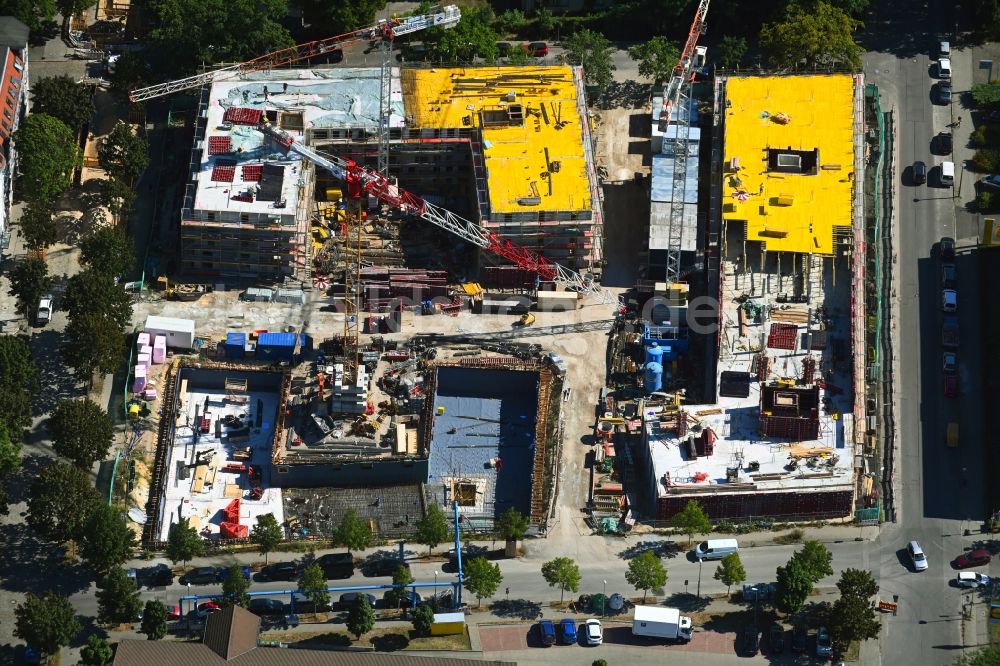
[179,366,285,391]
[270,457,428,488]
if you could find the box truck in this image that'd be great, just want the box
[632,605,693,643]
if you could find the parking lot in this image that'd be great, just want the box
[477,622,739,654]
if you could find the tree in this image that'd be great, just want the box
[713,552,747,594]
[564,29,616,93]
[97,177,137,219]
[97,567,142,625]
[62,313,126,381]
[14,113,79,204]
[29,75,94,132]
[775,556,813,614]
[836,567,878,600]
[8,256,51,316]
[717,35,748,69]
[80,226,135,280]
[793,540,834,583]
[298,563,329,611]
[671,500,712,544]
[625,550,667,602]
[0,0,56,31]
[144,0,294,76]
[953,646,1000,666]
[385,564,414,609]
[541,556,581,603]
[49,398,114,468]
[627,36,680,83]
[62,268,133,325]
[464,556,502,607]
[294,0,386,39]
[971,81,1000,109]
[221,565,251,608]
[415,504,450,555]
[79,634,113,666]
[494,8,528,34]
[345,594,375,639]
[165,517,204,565]
[759,1,863,71]
[139,600,168,640]
[18,202,57,251]
[109,52,149,104]
[14,592,80,656]
[98,122,149,184]
[411,603,434,636]
[0,424,19,478]
[336,508,372,552]
[250,513,283,563]
[496,506,529,545]
[426,9,499,63]
[827,592,880,653]
[27,462,101,542]
[0,334,38,435]
[80,504,137,573]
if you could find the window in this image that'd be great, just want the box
[12,59,22,73]
[8,76,19,88]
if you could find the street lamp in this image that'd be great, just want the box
[602,580,607,617]
[696,559,703,597]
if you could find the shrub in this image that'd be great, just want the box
[972,148,1000,172]
[971,125,988,147]
[977,191,996,211]
[774,528,806,545]
[495,9,528,34]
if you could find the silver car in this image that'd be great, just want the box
[956,572,991,588]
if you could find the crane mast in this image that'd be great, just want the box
[659,0,710,284]
[128,5,461,102]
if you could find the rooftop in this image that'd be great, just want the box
[402,66,591,215]
[721,75,855,255]
[193,69,405,216]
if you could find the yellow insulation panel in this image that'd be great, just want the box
[722,75,855,255]
[402,66,591,214]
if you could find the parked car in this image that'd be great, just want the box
[938,81,953,104]
[584,618,603,646]
[940,236,955,261]
[913,160,927,184]
[382,589,422,609]
[497,42,511,57]
[182,566,221,585]
[981,174,1000,190]
[909,540,929,571]
[196,601,221,618]
[523,41,549,57]
[935,130,953,154]
[768,623,785,654]
[953,549,993,569]
[144,564,174,587]
[218,565,252,582]
[791,625,808,653]
[943,352,957,374]
[941,289,958,313]
[338,592,377,609]
[538,619,556,646]
[35,294,53,326]
[816,625,833,657]
[742,625,760,656]
[248,599,285,616]
[560,618,578,644]
[957,572,991,588]
[364,557,410,577]
[943,374,958,398]
[257,562,300,581]
[941,263,956,289]
[316,552,355,579]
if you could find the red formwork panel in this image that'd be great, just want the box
[766,323,797,350]
[223,107,264,125]
[211,164,236,182]
[207,136,232,155]
[242,164,263,181]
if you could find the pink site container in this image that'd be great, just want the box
[132,364,147,393]
[152,336,166,364]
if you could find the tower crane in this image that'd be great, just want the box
[659,0,710,284]
[128,5,461,102]
[257,120,604,296]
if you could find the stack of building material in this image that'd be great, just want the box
[137,332,150,348]
[361,267,450,310]
[132,364,147,393]
[219,498,248,538]
[481,266,535,290]
[328,362,369,414]
[152,336,167,363]
[137,352,151,368]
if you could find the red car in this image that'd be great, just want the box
[952,549,992,569]
[523,42,549,57]
[943,375,958,398]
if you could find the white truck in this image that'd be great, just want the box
[632,605,693,643]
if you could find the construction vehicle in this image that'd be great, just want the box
[128,6,462,102]
[516,312,536,327]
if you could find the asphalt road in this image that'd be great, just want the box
[863,1,991,664]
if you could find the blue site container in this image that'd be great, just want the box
[226,332,246,359]
[256,332,297,363]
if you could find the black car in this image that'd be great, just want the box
[257,562,300,582]
[768,623,785,654]
[316,553,355,579]
[365,558,411,577]
[743,625,760,656]
[248,599,285,616]
[145,564,174,587]
[182,566,222,585]
[497,42,511,57]
[791,625,808,653]
[940,236,956,261]
[913,160,927,185]
[383,589,422,609]
[339,592,377,609]
[936,131,953,155]
[938,81,953,104]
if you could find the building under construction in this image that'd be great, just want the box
[178,64,603,281]
[619,74,871,523]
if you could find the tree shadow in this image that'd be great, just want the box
[28,329,80,415]
[617,539,682,560]
[699,607,750,633]
[0,522,94,597]
[662,592,712,613]
[370,632,409,651]
[598,79,653,110]
[5,453,48,506]
[490,598,542,620]
[70,616,108,647]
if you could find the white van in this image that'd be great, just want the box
[694,538,739,561]
[939,41,950,58]
[941,160,955,187]
[939,58,952,79]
